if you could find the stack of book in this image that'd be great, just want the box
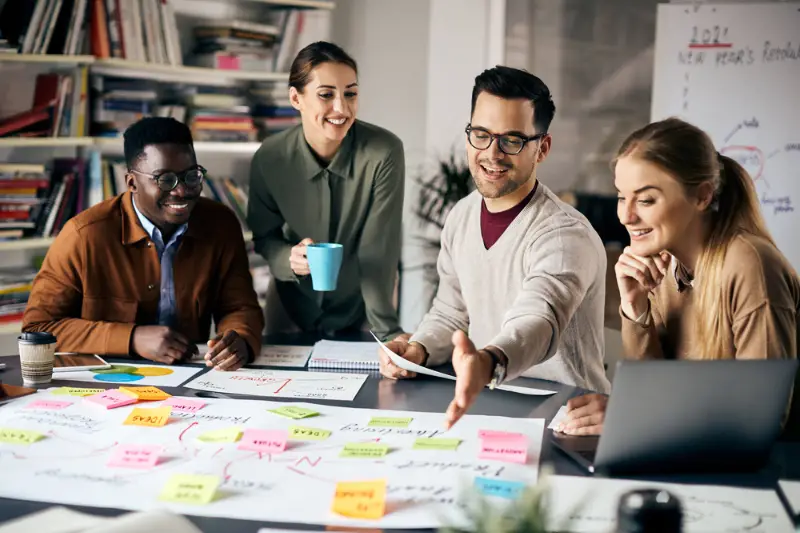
[189,20,280,72]
[0,164,51,241]
[184,88,257,143]
[0,0,90,55]
[91,76,158,137]
[201,176,249,231]
[0,268,37,326]
[250,82,300,138]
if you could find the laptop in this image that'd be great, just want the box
[552,359,798,476]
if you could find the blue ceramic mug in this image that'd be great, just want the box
[306,243,344,291]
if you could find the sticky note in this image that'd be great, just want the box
[413,437,461,451]
[478,435,528,464]
[288,426,331,441]
[0,428,44,445]
[119,386,171,401]
[163,397,206,413]
[332,480,386,519]
[367,416,413,428]
[85,389,138,409]
[107,444,162,469]
[52,387,104,397]
[25,399,72,410]
[237,429,287,453]
[197,427,242,443]
[268,406,319,419]
[159,474,220,505]
[123,406,172,427]
[478,430,526,441]
[474,477,526,500]
[340,443,389,458]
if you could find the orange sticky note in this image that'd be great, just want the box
[119,386,171,401]
[332,479,386,519]
[123,406,172,427]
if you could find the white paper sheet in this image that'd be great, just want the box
[0,391,544,529]
[0,507,110,533]
[548,405,568,430]
[184,368,368,401]
[546,475,794,533]
[194,344,313,368]
[779,479,800,515]
[371,332,557,396]
[52,362,205,388]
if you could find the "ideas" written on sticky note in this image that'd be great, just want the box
[340,442,389,458]
[197,427,241,443]
[268,405,319,419]
[119,386,171,401]
[123,406,172,427]
[332,479,386,519]
[413,437,461,451]
[107,444,162,469]
[162,397,206,413]
[52,387,104,397]
[0,428,44,445]
[367,416,413,428]
[24,399,73,410]
[478,435,528,464]
[474,477,526,500]
[237,429,287,453]
[288,426,331,441]
[85,389,138,409]
[159,474,220,505]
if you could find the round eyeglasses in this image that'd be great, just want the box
[130,166,206,192]
[465,124,546,155]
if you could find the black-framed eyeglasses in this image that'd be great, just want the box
[465,124,547,155]
[130,165,206,192]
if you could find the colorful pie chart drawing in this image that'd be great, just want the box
[90,365,174,382]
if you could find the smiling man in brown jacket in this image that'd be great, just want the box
[22,117,264,371]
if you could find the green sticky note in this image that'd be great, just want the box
[340,442,389,458]
[159,474,220,505]
[52,387,105,397]
[413,438,462,451]
[197,427,242,443]
[268,406,319,419]
[367,416,413,428]
[288,425,331,441]
[0,428,44,445]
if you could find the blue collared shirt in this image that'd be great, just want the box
[132,198,188,327]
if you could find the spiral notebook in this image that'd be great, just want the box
[307,340,380,370]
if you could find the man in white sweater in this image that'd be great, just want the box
[379,66,610,428]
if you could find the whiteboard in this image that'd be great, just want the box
[652,3,800,272]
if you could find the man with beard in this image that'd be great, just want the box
[379,66,610,428]
[23,117,263,371]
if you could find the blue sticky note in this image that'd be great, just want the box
[474,477,526,500]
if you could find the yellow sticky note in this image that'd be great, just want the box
[268,406,319,419]
[119,386,171,401]
[288,426,331,441]
[159,474,220,505]
[340,442,389,458]
[368,416,413,428]
[332,479,386,519]
[197,427,242,443]
[0,428,44,445]
[123,406,172,427]
[413,438,462,451]
[52,387,105,397]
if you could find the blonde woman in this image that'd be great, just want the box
[557,117,800,436]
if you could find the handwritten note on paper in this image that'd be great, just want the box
[85,389,138,409]
[474,477,526,500]
[238,429,287,453]
[478,430,526,441]
[25,399,72,410]
[288,426,331,441]
[52,387,104,397]
[119,386,171,401]
[268,406,319,419]
[479,436,528,464]
[413,438,461,451]
[0,428,44,445]
[368,417,413,428]
[163,397,206,413]
[123,407,172,427]
[107,444,162,469]
[159,474,220,505]
[253,345,313,367]
[197,427,242,443]
[340,443,389,458]
[332,480,386,520]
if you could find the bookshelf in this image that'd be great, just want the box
[93,137,262,154]
[0,138,94,148]
[0,321,22,335]
[0,237,55,252]
[246,0,336,8]
[91,59,290,86]
[0,54,95,66]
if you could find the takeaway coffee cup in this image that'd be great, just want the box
[17,332,57,386]
[306,243,344,291]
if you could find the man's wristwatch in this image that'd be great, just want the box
[483,348,507,389]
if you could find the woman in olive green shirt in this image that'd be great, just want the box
[247,42,405,340]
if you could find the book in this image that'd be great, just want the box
[307,340,380,371]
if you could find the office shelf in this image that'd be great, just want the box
[0,137,94,148]
[0,54,95,65]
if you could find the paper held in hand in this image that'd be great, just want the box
[370,332,557,396]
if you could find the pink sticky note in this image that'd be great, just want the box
[478,436,528,464]
[25,399,73,410]
[107,444,162,469]
[237,429,287,453]
[162,397,206,413]
[85,390,138,409]
[478,430,526,442]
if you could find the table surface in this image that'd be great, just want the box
[1,332,799,532]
